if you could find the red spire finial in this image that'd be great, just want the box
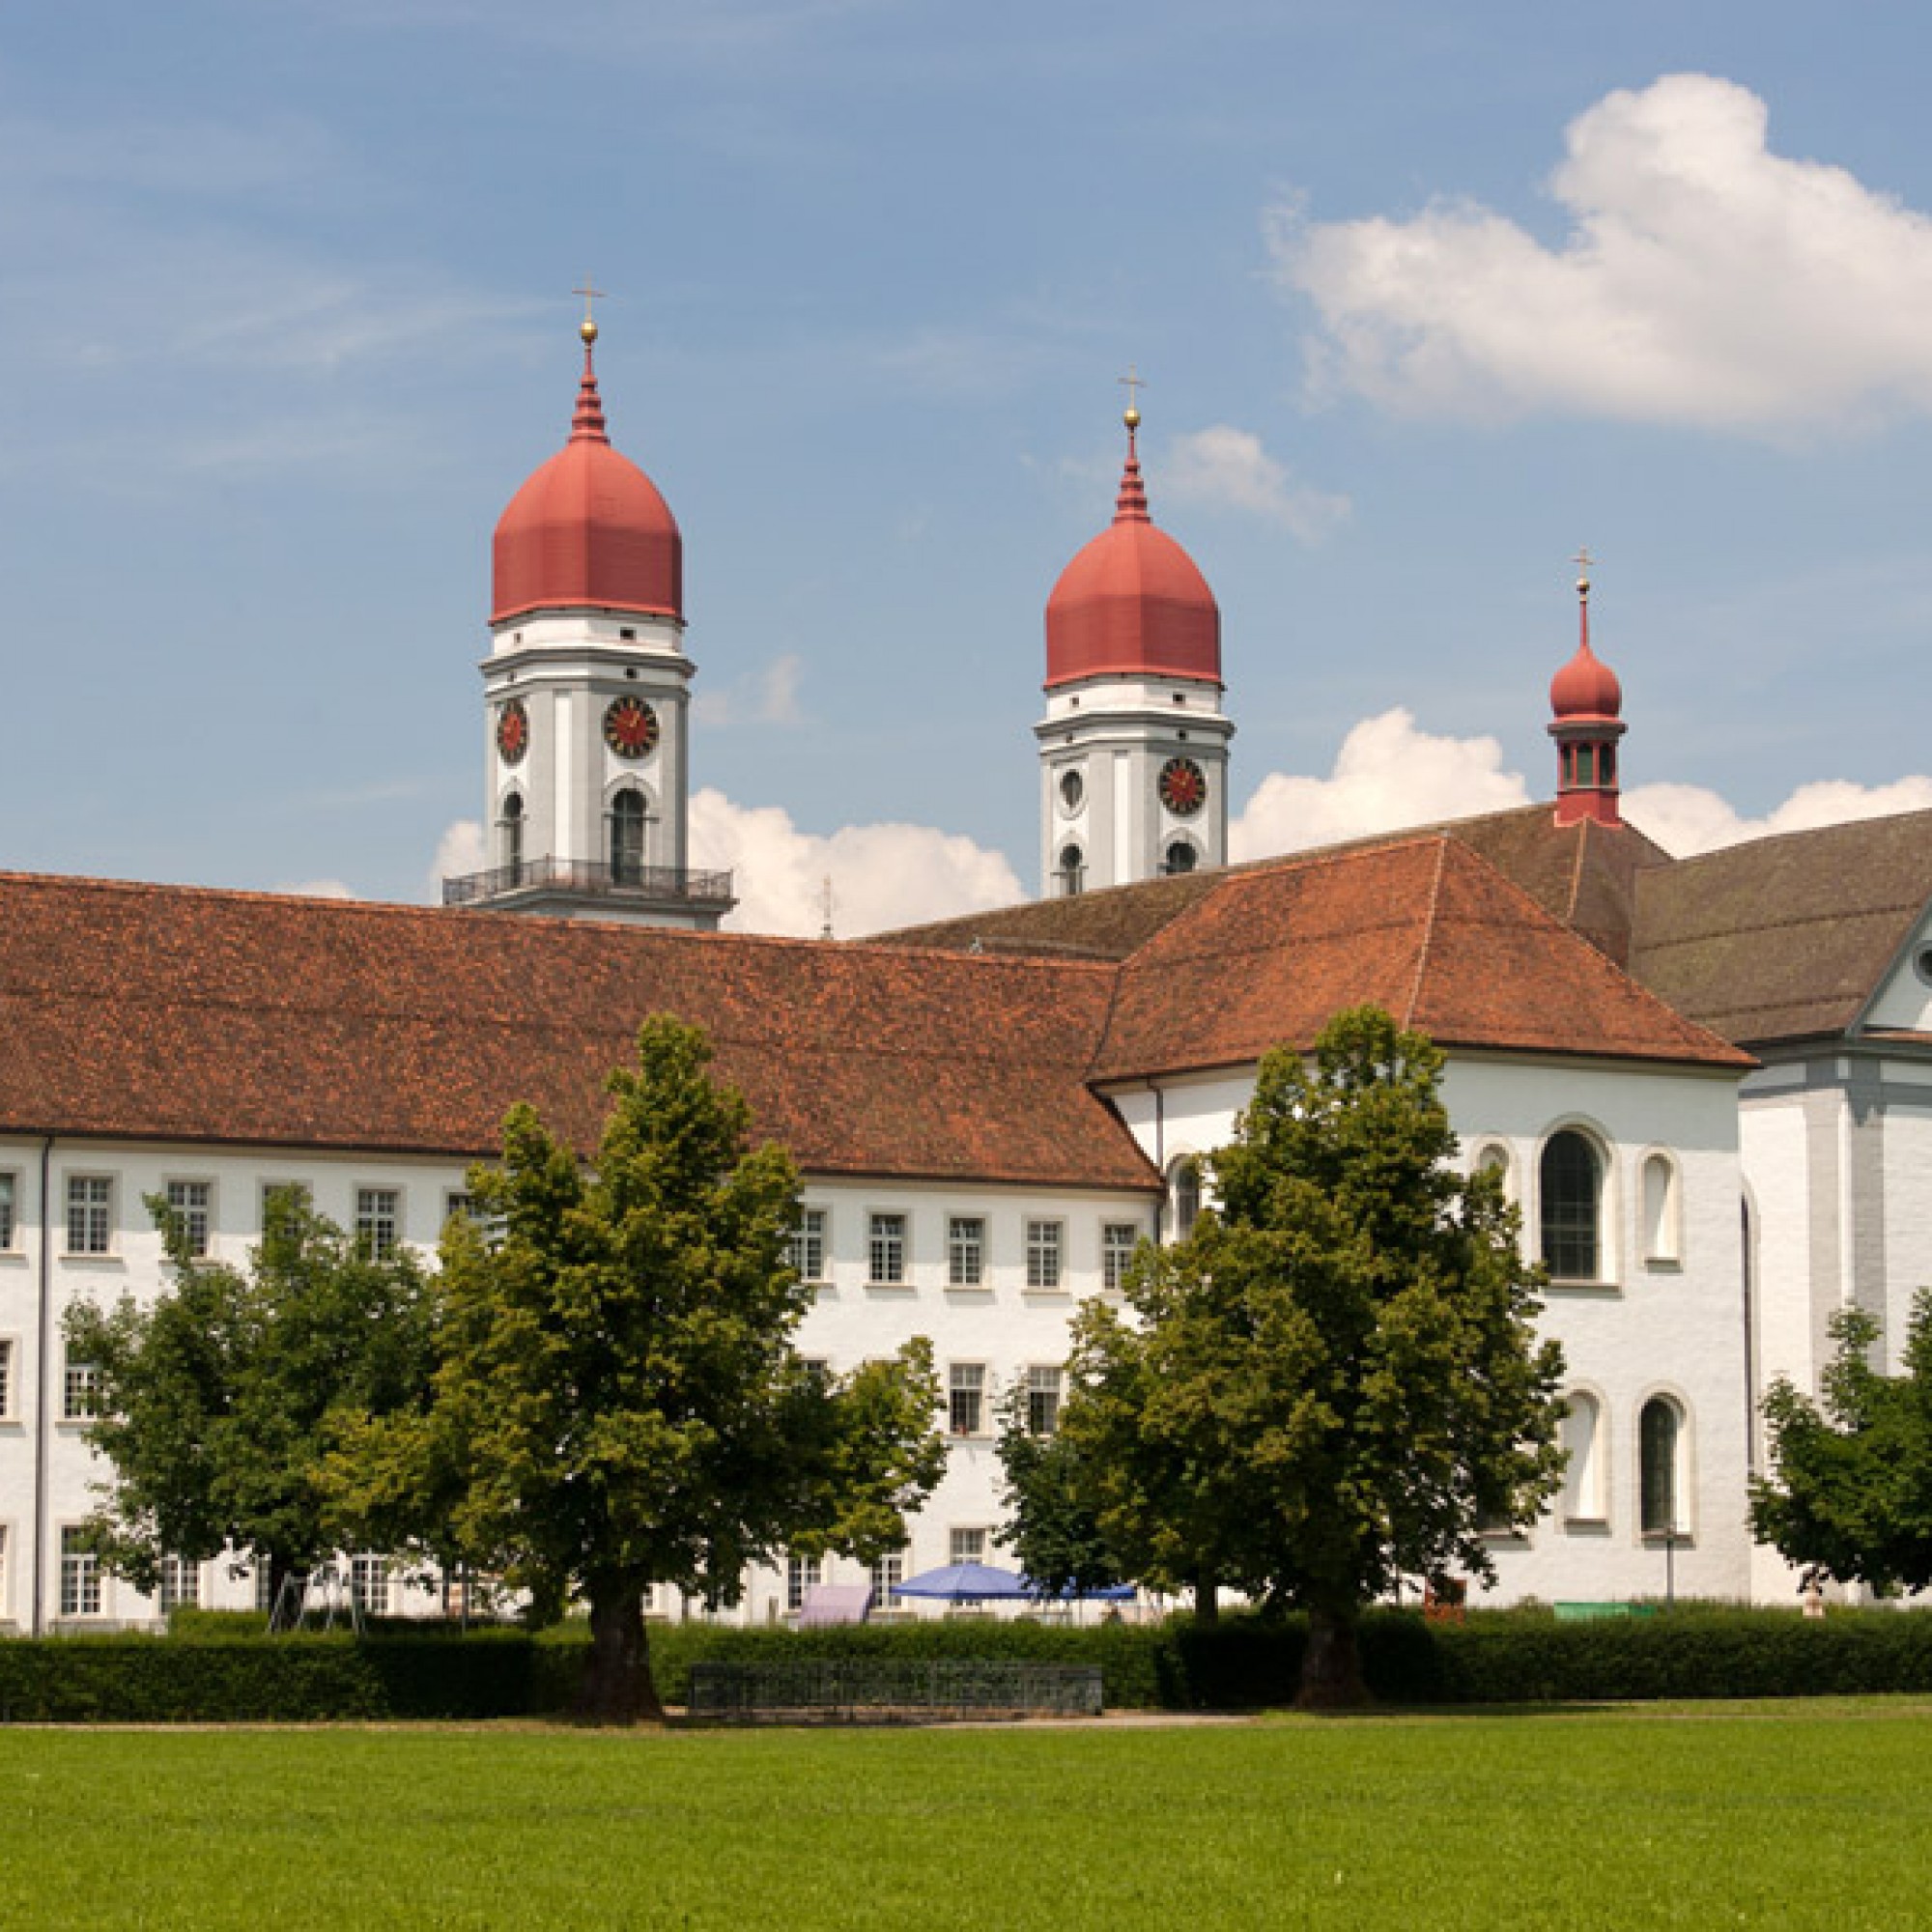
[570,280,610,444]
[1114,366,1150,525]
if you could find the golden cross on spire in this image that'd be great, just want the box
[1118,364,1147,428]
[574,277,607,345]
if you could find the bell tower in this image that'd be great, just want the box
[444,300,732,928]
[1036,383,1232,896]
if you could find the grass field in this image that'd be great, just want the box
[3,1702,1929,1928]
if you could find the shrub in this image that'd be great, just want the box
[7,1605,1932,1722]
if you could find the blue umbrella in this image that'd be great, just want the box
[1025,1577,1137,1602]
[892,1561,1033,1601]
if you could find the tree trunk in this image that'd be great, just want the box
[579,1583,664,1724]
[1192,1572,1220,1624]
[1297,1605,1369,1710]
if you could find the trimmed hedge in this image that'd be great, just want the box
[0,1629,542,1723]
[8,1607,1932,1721]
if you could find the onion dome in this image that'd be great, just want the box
[491,318,683,626]
[1044,406,1220,690]
[1549,571,1622,721]
[1548,557,1627,829]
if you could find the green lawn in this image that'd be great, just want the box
[3,1703,1929,1928]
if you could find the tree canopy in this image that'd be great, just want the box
[330,1015,945,1721]
[1058,1006,1567,1705]
[1750,1292,1932,1597]
[65,1188,437,1606]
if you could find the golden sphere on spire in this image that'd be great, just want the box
[580,316,600,346]
[1123,404,1141,431]
[1577,575,1591,598]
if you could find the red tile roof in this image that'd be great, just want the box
[0,873,1159,1193]
[1089,836,1751,1083]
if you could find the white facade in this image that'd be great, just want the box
[1036,674,1233,895]
[2,1030,1762,1630]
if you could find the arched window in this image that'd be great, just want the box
[498,793,525,881]
[1540,1130,1603,1281]
[1639,1397,1685,1536]
[1163,840,1197,875]
[1641,1152,1680,1265]
[1058,844,1085,898]
[610,789,647,886]
[1474,1141,1513,1195]
[1168,1155,1202,1242]
[1560,1391,1605,1523]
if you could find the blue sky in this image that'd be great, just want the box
[10,2,1932,930]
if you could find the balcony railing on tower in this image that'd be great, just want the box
[441,856,735,911]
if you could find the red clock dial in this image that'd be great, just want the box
[1159,756,1207,816]
[496,699,529,766]
[604,696,660,759]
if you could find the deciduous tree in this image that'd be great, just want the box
[1062,1006,1566,1706]
[66,1190,437,1609]
[1750,1292,1932,1596]
[331,1016,945,1723]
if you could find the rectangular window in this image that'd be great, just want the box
[65,1176,112,1256]
[60,1528,100,1617]
[1026,1365,1063,1437]
[788,1208,827,1283]
[254,1560,275,1614]
[260,1181,312,1231]
[443,1191,474,1226]
[157,1555,200,1614]
[164,1179,213,1258]
[871,1548,905,1612]
[949,1527,986,1568]
[948,1362,986,1437]
[63,1358,100,1421]
[355,1188,401,1259]
[0,1173,14,1249]
[947,1215,985,1287]
[351,1554,387,1617]
[867,1212,906,1285]
[1102,1222,1141,1293]
[0,1339,13,1419]
[1025,1219,1064,1291]
[785,1552,821,1613]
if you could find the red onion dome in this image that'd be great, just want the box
[1044,419,1220,690]
[1549,578,1622,720]
[491,327,683,626]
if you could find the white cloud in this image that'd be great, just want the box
[429,819,487,900]
[692,654,805,727]
[1231,709,1531,861]
[1161,426,1350,543]
[273,877,358,900]
[689,789,1022,937]
[1624,777,1932,856]
[1273,73,1932,431]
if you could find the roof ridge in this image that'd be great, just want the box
[1401,838,1451,1028]
[1646,805,1932,875]
[0,870,1127,979]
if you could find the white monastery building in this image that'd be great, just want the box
[4,318,1928,1630]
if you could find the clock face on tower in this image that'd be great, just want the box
[1158,755,1207,817]
[603,696,660,759]
[496,698,529,766]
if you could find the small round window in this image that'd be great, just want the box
[1915,945,1932,987]
[1059,768,1085,813]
